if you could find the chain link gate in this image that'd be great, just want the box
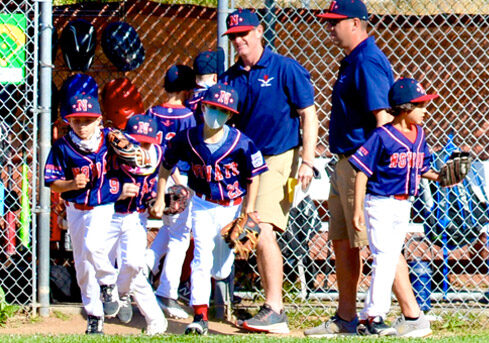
[47,0,489,327]
[0,1,38,308]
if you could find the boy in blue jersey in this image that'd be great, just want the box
[150,83,268,335]
[105,114,168,335]
[145,64,197,319]
[349,78,440,336]
[44,94,137,334]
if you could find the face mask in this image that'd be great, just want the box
[202,106,230,129]
[196,79,216,90]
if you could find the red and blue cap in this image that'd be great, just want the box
[124,114,158,144]
[202,83,239,114]
[223,9,260,36]
[317,0,369,21]
[64,94,102,119]
[388,78,439,107]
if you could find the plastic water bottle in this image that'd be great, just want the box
[408,259,432,311]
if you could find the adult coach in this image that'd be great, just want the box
[220,9,318,334]
[304,0,431,337]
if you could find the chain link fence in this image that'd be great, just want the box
[0,1,37,308]
[45,0,489,327]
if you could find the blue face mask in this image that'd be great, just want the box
[202,106,230,129]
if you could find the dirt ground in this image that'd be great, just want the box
[0,304,303,337]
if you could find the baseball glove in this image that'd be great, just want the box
[163,185,193,215]
[221,212,261,260]
[439,151,472,187]
[107,129,150,168]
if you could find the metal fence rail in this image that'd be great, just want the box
[38,0,489,327]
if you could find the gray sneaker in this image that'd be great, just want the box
[240,304,289,334]
[304,314,358,337]
[117,294,133,323]
[156,295,188,319]
[100,284,120,318]
[393,312,432,337]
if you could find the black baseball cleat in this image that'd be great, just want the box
[100,284,120,317]
[185,314,208,335]
[85,315,103,334]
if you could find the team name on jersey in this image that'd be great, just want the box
[72,162,106,179]
[389,152,425,169]
[192,162,239,182]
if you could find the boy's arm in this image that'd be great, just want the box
[422,170,440,182]
[50,174,89,193]
[149,166,172,218]
[352,171,368,232]
[244,175,260,214]
[171,168,182,185]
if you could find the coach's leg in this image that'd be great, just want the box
[256,222,283,313]
[333,239,361,321]
[393,255,420,317]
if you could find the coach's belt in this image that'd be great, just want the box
[69,202,94,211]
[392,194,415,201]
[196,193,243,207]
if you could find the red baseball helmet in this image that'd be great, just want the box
[101,78,144,129]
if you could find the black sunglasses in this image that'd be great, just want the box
[228,31,250,41]
[327,18,351,27]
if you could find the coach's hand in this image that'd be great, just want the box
[298,161,318,191]
[352,210,366,232]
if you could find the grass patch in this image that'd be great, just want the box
[52,310,71,321]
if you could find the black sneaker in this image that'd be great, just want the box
[85,315,103,334]
[100,284,120,317]
[240,304,289,334]
[184,314,208,335]
[359,316,397,336]
[117,294,133,323]
[156,295,188,319]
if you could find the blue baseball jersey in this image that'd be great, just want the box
[162,124,268,201]
[349,124,432,197]
[44,128,122,206]
[329,36,394,155]
[220,46,315,156]
[146,103,196,146]
[114,144,164,213]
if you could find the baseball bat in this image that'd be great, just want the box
[19,156,30,249]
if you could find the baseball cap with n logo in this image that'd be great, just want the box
[202,83,239,114]
[317,0,369,21]
[223,9,260,36]
[125,114,159,144]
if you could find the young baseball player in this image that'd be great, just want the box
[150,83,268,335]
[145,64,196,319]
[105,114,168,335]
[187,48,224,124]
[44,94,133,334]
[349,78,440,336]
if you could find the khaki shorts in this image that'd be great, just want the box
[328,156,369,248]
[255,148,299,232]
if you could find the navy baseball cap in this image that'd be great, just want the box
[64,94,102,119]
[202,83,239,114]
[193,47,225,75]
[125,114,158,144]
[223,9,260,36]
[317,0,369,21]
[388,78,439,107]
[164,64,196,93]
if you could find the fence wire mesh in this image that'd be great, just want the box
[0,1,37,307]
[45,0,489,327]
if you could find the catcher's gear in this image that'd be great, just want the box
[107,129,150,168]
[221,212,261,260]
[102,22,145,72]
[163,185,193,215]
[439,151,472,187]
[60,19,96,72]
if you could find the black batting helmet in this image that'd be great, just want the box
[60,19,97,72]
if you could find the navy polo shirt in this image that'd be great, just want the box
[221,47,315,156]
[329,36,394,155]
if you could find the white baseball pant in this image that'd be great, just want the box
[360,194,411,320]
[190,195,241,306]
[107,211,166,324]
[66,202,117,317]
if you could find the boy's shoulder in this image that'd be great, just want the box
[147,103,193,118]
